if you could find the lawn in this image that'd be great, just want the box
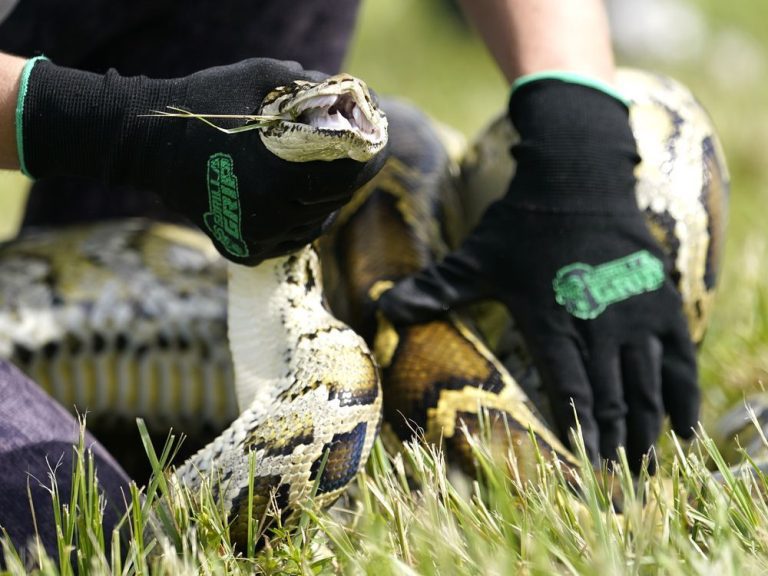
[2,0,768,573]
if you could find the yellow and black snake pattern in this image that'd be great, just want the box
[0,69,729,549]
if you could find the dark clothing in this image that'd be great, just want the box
[0,0,359,76]
[0,360,131,564]
[0,0,361,226]
[0,0,361,563]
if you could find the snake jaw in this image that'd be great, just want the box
[295,93,378,136]
[259,74,388,162]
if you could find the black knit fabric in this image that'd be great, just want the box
[21,58,384,264]
[0,0,359,77]
[506,80,640,211]
[0,0,361,226]
[380,81,698,472]
[21,64,184,183]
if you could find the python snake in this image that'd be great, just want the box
[0,70,728,548]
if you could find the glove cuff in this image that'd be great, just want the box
[15,56,48,177]
[18,58,186,183]
[507,76,640,213]
[511,71,630,107]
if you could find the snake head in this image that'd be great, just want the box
[259,74,389,162]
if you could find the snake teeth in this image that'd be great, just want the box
[296,93,378,136]
[0,69,729,551]
[259,74,388,162]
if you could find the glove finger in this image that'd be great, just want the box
[290,200,346,220]
[284,213,336,244]
[583,342,626,463]
[527,332,599,463]
[302,67,330,83]
[297,194,351,207]
[621,337,663,475]
[346,146,388,191]
[378,251,493,325]
[296,165,359,203]
[282,211,340,242]
[243,58,321,90]
[252,237,319,262]
[275,236,321,254]
[285,221,327,241]
[240,199,335,242]
[236,225,327,265]
[660,317,700,440]
[296,153,386,203]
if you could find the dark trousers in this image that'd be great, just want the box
[0,360,131,563]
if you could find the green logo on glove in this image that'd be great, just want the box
[553,250,665,320]
[204,153,249,258]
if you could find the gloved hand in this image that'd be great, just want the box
[16,57,384,264]
[379,76,698,473]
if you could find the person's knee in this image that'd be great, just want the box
[0,361,131,565]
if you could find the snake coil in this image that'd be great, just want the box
[0,69,729,549]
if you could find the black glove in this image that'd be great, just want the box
[17,57,385,264]
[379,78,698,472]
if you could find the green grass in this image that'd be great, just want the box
[6,417,768,574]
[3,0,768,573]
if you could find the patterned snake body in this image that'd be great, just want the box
[318,99,574,474]
[178,248,381,542]
[460,70,728,345]
[0,70,729,547]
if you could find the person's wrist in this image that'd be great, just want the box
[0,52,28,170]
[505,77,640,212]
[511,70,629,107]
[19,59,184,184]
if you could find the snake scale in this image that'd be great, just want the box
[0,69,728,548]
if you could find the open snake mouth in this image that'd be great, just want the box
[295,92,378,136]
[259,74,388,162]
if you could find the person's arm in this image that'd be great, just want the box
[0,52,25,169]
[457,0,615,83]
[7,54,384,264]
[381,0,699,473]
